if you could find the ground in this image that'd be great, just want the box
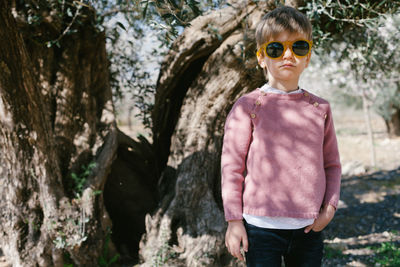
[322,167,400,266]
[323,106,400,266]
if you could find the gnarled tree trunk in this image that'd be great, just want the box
[0,1,119,265]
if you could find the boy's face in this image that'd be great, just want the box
[257,31,311,89]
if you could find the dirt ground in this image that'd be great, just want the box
[323,105,400,266]
[322,166,400,266]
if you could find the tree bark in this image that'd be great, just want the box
[0,2,119,265]
[385,108,400,137]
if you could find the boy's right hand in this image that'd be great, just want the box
[225,220,248,261]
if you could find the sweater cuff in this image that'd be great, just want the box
[224,212,243,222]
[323,199,338,210]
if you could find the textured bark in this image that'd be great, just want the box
[140,1,277,266]
[385,108,400,137]
[0,2,118,265]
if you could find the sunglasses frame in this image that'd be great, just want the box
[256,39,313,60]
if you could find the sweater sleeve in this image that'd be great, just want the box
[322,105,342,209]
[221,97,253,221]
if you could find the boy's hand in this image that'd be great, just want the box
[304,204,336,233]
[225,220,248,261]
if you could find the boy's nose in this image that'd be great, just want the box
[282,46,294,59]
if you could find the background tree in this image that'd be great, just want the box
[308,11,400,166]
[304,1,400,137]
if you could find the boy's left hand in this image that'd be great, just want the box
[304,204,336,233]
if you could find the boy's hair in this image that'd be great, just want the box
[256,6,312,50]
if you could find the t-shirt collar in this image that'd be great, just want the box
[259,83,303,95]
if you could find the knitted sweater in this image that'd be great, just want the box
[221,88,341,221]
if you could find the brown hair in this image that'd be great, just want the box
[256,6,312,50]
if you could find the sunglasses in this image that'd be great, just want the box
[257,39,313,59]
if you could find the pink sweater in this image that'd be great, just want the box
[221,89,341,221]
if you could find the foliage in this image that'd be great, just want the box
[301,0,400,48]
[63,252,74,267]
[94,0,209,44]
[152,225,177,267]
[15,0,94,47]
[307,10,400,124]
[98,227,120,267]
[323,245,345,259]
[373,241,400,266]
[51,198,89,250]
[71,161,97,197]
[51,161,98,252]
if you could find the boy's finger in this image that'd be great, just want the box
[304,224,313,233]
[242,236,249,252]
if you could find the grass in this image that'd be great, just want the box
[324,246,345,259]
[98,228,120,267]
[370,241,400,266]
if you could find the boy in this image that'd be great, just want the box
[221,6,341,267]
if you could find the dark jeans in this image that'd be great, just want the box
[244,221,324,267]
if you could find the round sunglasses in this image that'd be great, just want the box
[257,39,313,59]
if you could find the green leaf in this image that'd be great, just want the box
[116,22,127,32]
[98,257,107,266]
[109,254,120,264]
[142,0,149,19]
[92,190,102,196]
[88,162,97,169]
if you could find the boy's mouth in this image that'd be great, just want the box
[280,63,295,68]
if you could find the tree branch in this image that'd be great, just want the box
[100,8,139,18]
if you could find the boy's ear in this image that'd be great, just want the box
[257,54,266,68]
[305,52,312,67]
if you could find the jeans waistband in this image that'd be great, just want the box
[244,220,309,233]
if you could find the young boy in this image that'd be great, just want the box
[221,6,341,267]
